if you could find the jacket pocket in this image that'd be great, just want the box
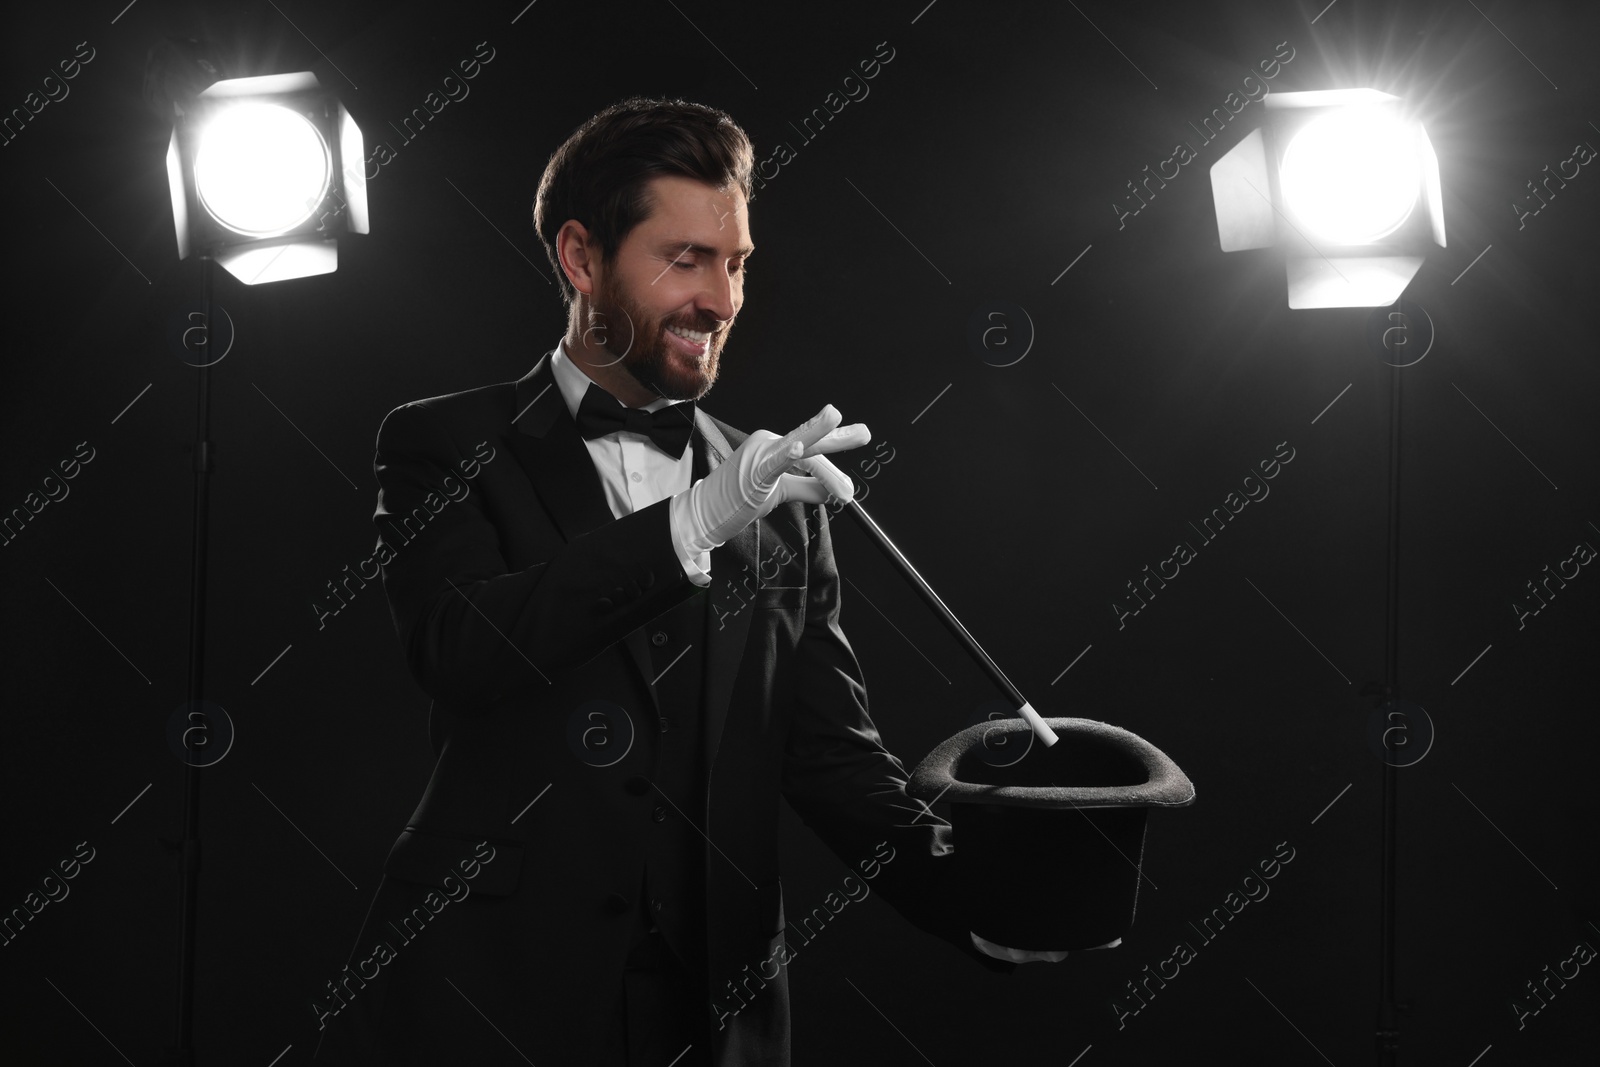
[383,827,523,897]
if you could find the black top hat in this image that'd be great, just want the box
[908,716,1196,952]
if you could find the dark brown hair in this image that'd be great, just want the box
[533,96,755,305]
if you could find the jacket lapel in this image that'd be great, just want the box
[502,351,757,776]
[503,352,616,544]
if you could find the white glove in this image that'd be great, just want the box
[676,404,869,554]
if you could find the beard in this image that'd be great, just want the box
[589,268,732,403]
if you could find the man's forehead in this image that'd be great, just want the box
[637,174,751,243]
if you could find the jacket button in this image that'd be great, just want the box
[625,776,650,796]
[652,805,667,822]
[658,716,671,733]
[604,893,631,915]
[651,631,668,646]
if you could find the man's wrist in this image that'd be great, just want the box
[670,491,714,586]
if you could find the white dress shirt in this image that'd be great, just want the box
[549,341,713,587]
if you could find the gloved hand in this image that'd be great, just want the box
[675,404,868,554]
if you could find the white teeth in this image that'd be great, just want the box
[667,325,710,344]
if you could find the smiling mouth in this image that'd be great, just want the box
[665,323,714,357]
[667,323,712,344]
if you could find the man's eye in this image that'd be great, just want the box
[673,260,697,271]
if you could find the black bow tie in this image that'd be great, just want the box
[575,383,697,459]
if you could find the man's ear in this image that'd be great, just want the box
[557,219,599,298]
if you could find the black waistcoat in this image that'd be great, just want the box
[634,537,712,980]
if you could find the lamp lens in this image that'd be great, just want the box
[1280,112,1421,246]
[194,103,331,238]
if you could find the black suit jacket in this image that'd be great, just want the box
[313,351,1007,1067]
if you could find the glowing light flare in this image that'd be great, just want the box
[1279,112,1423,247]
[193,103,331,237]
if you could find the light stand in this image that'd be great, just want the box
[1376,347,1404,1065]
[165,253,218,1067]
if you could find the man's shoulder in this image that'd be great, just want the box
[385,379,519,431]
[398,379,518,417]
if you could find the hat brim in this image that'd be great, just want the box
[908,716,1196,809]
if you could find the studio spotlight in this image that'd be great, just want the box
[166,71,367,285]
[1209,89,1444,309]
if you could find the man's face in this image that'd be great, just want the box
[583,174,752,403]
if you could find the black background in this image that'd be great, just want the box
[1,1,1596,1064]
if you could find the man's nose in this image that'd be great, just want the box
[696,269,737,323]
